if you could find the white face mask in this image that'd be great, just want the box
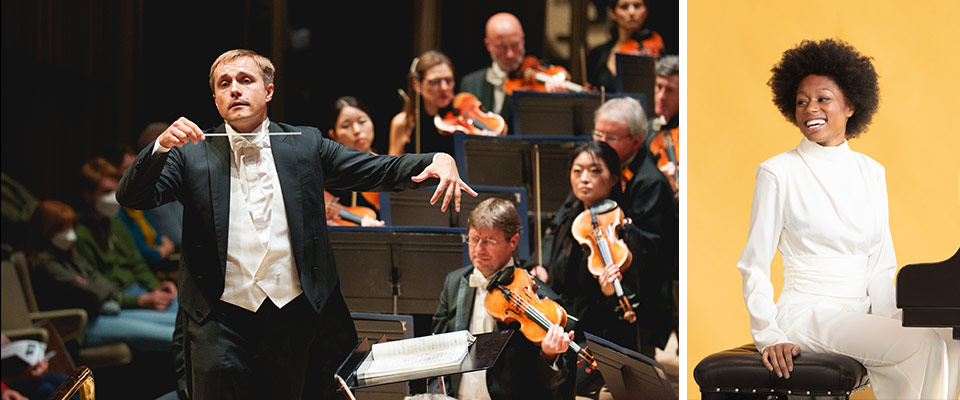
[95,191,121,218]
[51,229,78,251]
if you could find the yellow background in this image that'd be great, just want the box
[687,1,960,398]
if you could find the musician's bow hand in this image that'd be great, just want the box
[411,153,477,212]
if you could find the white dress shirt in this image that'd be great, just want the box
[458,259,514,400]
[484,62,509,114]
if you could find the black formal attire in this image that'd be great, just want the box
[585,29,663,92]
[460,67,515,135]
[404,100,454,155]
[431,264,569,400]
[117,121,436,399]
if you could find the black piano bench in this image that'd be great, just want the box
[693,344,869,400]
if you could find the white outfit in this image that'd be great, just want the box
[738,137,958,399]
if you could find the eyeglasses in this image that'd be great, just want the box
[423,77,454,87]
[464,235,504,247]
[592,130,627,144]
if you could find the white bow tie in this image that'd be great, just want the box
[468,274,489,289]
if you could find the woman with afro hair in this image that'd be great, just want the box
[736,39,958,399]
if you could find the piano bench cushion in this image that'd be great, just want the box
[694,344,869,398]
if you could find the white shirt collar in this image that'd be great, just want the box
[226,118,272,150]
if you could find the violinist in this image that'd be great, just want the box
[460,12,570,134]
[646,55,680,198]
[389,50,456,156]
[585,0,665,91]
[590,98,678,357]
[432,198,572,400]
[326,96,384,226]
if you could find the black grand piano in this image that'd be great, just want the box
[896,246,960,339]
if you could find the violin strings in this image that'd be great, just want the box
[505,291,594,363]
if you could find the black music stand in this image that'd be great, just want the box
[329,226,467,315]
[615,53,657,117]
[585,332,677,400]
[509,91,647,136]
[349,313,416,398]
[336,330,514,392]
[381,185,531,262]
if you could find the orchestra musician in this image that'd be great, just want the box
[460,12,569,134]
[389,50,457,156]
[585,0,665,91]
[646,55,680,197]
[326,96,384,225]
[116,49,476,400]
[432,198,572,400]
[739,39,958,399]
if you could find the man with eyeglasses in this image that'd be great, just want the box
[460,12,567,135]
[592,97,678,358]
[431,198,573,399]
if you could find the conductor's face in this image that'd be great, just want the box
[467,226,518,278]
[213,57,274,133]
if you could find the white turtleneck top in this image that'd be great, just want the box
[737,137,898,352]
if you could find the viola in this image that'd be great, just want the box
[484,266,598,370]
[571,199,638,323]
[504,56,586,95]
[324,191,378,226]
[433,92,506,136]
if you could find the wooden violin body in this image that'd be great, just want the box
[571,200,637,323]
[434,92,506,136]
[484,267,598,370]
[649,125,679,193]
[504,56,585,95]
[324,191,377,226]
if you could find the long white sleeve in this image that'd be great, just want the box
[864,167,899,319]
[737,164,790,352]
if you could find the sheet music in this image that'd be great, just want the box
[357,330,475,381]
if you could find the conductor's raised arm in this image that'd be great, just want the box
[411,153,477,212]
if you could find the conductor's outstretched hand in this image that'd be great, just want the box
[411,153,477,212]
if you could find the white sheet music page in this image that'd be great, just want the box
[357,330,476,381]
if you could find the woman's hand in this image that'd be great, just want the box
[761,343,801,379]
[598,263,622,297]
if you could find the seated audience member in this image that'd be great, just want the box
[432,198,572,399]
[586,0,664,91]
[137,122,184,247]
[25,200,176,352]
[389,50,458,156]
[74,158,177,318]
[0,335,68,400]
[647,55,680,197]
[326,96,385,226]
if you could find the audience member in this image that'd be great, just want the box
[25,200,175,352]
[0,334,68,400]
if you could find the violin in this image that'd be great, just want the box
[433,92,506,136]
[484,266,598,370]
[648,125,679,193]
[616,31,665,57]
[504,56,586,95]
[571,199,638,323]
[324,191,378,226]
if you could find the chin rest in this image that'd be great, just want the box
[694,344,869,399]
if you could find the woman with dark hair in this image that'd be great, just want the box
[585,0,664,91]
[389,50,456,156]
[739,39,957,398]
[326,96,384,226]
[26,200,175,352]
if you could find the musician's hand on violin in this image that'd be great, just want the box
[411,153,478,212]
[659,162,678,181]
[598,263,623,297]
[531,265,549,283]
[360,215,385,227]
[158,116,205,148]
[540,324,573,361]
[544,81,570,93]
[761,343,801,379]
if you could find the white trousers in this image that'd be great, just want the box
[782,304,959,399]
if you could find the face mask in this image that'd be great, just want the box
[51,229,78,251]
[95,191,121,218]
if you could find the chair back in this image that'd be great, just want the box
[0,260,33,331]
[11,251,39,312]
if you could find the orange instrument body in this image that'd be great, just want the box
[484,267,598,370]
[324,191,377,226]
[617,31,665,57]
[504,56,585,95]
[571,200,637,323]
[434,92,506,136]
[648,125,679,193]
